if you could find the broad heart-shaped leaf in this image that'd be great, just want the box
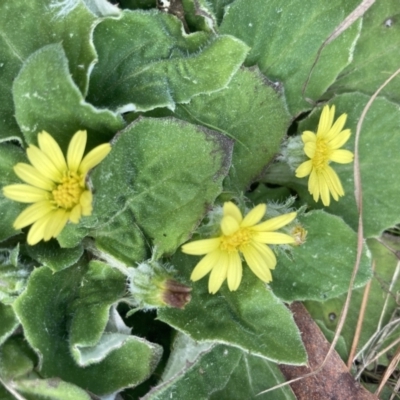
[295,93,400,238]
[0,0,97,141]
[172,67,291,192]
[89,117,233,256]
[13,263,163,396]
[0,143,26,242]
[0,304,19,347]
[13,44,124,151]
[219,0,361,116]
[25,241,83,273]
[87,10,249,113]
[270,210,372,302]
[158,253,306,365]
[305,237,400,364]
[328,0,400,104]
[145,334,295,400]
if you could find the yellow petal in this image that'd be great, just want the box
[251,212,297,232]
[323,165,344,198]
[69,204,82,223]
[208,252,229,294]
[295,160,313,178]
[221,215,240,236]
[79,143,111,174]
[182,237,221,255]
[252,232,295,244]
[3,184,49,203]
[304,141,316,158]
[13,201,53,229]
[317,105,335,136]
[14,163,54,191]
[226,251,242,291]
[324,113,347,141]
[223,202,243,224]
[26,145,62,181]
[308,169,319,201]
[328,129,351,149]
[67,130,87,172]
[252,241,277,270]
[318,172,331,206]
[301,130,316,144]
[190,250,221,281]
[37,131,67,173]
[27,212,55,245]
[330,149,354,164]
[80,190,93,216]
[241,244,273,282]
[43,209,69,241]
[241,204,266,228]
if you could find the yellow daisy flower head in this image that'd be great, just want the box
[3,130,111,245]
[181,202,297,294]
[295,105,354,206]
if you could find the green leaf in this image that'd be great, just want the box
[219,0,361,115]
[173,67,291,191]
[158,253,306,364]
[0,143,27,242]
[13,43,124,151]
[91,117,233,255]
[270,210,372,302]
[0,0,97,141]
[207,0,235,24]
[146,335,295,399]
[181,0,217,32]
[13,263,163,396]
[296,93,400,238]
[0,245,33,305]
[305,237,400,363]
[26,241,84,272]
[0,336,36,381]
[0,304,19,347]
[87,10,249,112]
[13,378,92,400]
[69,261,127,365]
[328,0,400,104]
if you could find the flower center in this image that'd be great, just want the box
[312,138,331,170]
[52,171,84,209]
[220,228,252,252]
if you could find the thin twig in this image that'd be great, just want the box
[376,344,400,396]
[347,260,375,368]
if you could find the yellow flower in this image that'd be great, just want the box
[295,105,353,206]
[181,202,296,294]
[3,130,111,245]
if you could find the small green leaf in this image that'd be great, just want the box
[159,253,306,364]
[0,143,27,242]
[87,10,249,112]
[13,44,124,151]
[173,67,291,191]
[0,304,19,347]
[181,0,217,32]
[26,241,83,272]
[207,0,235,24]
[149,333,296,400]
[270,210,372,302]
[220,0,361,115]
[13,264,163,395]
[0,336,36,381]
[91,117,233,255]
[328,0,400,104]
[0,0,97,141]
